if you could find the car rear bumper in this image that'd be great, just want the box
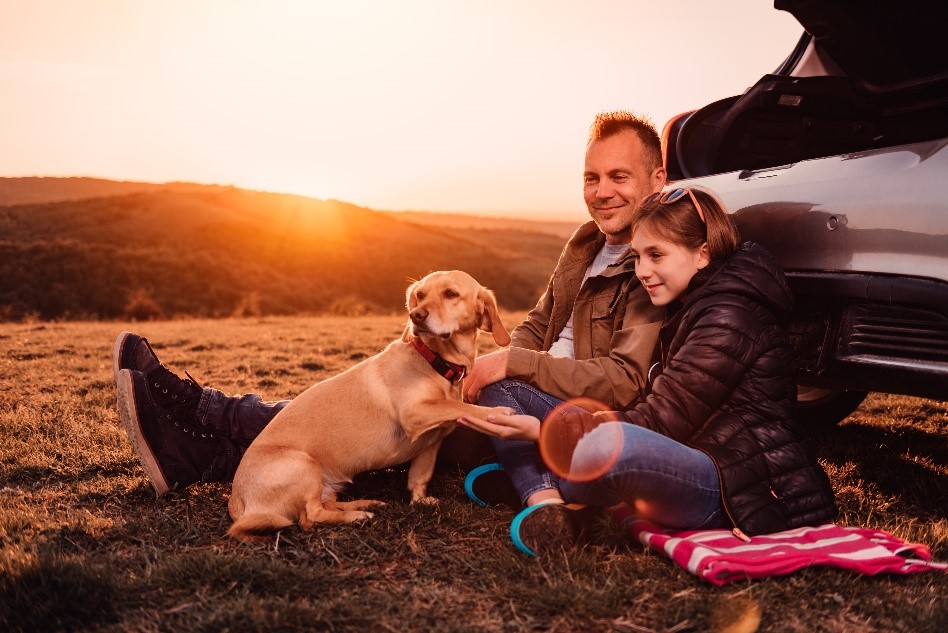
[788,272,948,400]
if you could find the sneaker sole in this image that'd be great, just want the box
[464,462,505,506]
[510,503,546,557]
[510,502,593,557]
[112,331,133,384]
[116,368,170,496]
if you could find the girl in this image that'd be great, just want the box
[458,187,837,556]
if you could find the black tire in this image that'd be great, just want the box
[795,386,869,432]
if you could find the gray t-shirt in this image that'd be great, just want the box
[546,242,628,359]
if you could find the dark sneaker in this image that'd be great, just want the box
[510,502,600,557]
[116,368,217,496]
[113,330,206,453]
[112,331,162,382]
[464,463,521,507]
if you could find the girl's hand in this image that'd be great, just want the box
[457,412,541,442]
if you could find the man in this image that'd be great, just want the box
[115,110,667,498]
[459,111,666,510]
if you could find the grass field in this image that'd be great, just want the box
[1,316,946,632]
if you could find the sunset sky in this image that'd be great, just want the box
[0,1,802,219]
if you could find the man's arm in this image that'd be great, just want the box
[465,282,663,409]
[505,284,663,410]
[509,278,555,352]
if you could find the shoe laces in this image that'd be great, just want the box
[146,366,203,424]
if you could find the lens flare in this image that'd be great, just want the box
[537,397,624,482]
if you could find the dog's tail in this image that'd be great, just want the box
[227,513,294,541]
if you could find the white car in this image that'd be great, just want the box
[660,0,948,426]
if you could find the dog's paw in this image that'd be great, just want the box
[411,496,439,506]
[344,509,376,523]
[493,406,517,416]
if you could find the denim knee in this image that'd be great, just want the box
[476,380,564,503]
[477,380,564,418]
[477,381,516,409]
[562,422,724,529]
[571,422,626,477]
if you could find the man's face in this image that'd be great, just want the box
[583,130,665,245]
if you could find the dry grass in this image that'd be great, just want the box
[0,316,945,632]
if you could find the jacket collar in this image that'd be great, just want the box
[564,221,636,277]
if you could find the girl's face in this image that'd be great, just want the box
[630,225,709,306]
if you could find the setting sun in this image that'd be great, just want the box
[0,1,801,218]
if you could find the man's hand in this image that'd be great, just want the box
[457,412,541,442]
[462,348,509,403]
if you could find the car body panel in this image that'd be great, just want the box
[668,140,948,401]
[659,2,948,409]
[673,139,948,286]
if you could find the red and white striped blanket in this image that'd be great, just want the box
[611,506,947,586]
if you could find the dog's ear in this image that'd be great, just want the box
[402,279,420,342]
[477,287,510,346]
[406,279,420,310]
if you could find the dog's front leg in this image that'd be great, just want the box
[404,401,516,442]
[407,443,441,504]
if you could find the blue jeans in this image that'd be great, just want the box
[198,388,288,482]
[478,380,565,504]
[479,380,725,530]
[562,422,725,530]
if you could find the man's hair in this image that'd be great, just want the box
[588,111,662,172]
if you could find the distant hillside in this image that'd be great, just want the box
[382,211,581,240]
[0,178,572,321]
[0,176,230,206]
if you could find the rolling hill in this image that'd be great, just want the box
[0,177,577,320]
[0,176,230,206]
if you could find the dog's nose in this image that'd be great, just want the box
[410,308,428,324]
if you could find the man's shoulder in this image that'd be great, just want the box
[565,220,603,245]
[557,221,606,263]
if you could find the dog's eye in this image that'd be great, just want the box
[443,289,459,299]
[416,291,426,301]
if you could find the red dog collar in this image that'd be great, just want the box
[411,337,466,385]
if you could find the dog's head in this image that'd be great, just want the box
[401,270,510,347]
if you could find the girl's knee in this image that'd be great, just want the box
[571,422,626,477]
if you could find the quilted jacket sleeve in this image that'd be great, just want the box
[621,300,762,441]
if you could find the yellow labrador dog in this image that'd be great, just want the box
[228,270,514,540]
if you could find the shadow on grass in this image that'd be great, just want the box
[0,554,119,632]
[0,461,139,489]
[816,421,948,520]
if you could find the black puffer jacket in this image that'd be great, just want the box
[618,242,837,536]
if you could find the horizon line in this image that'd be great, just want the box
[0,173,587,222]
